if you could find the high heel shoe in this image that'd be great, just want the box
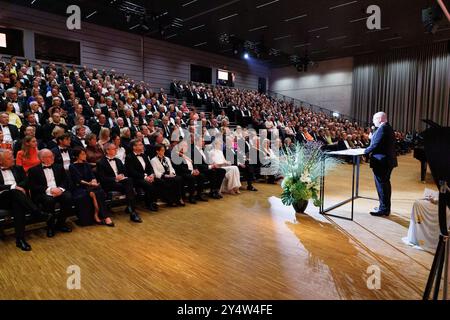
[96,219,115,227]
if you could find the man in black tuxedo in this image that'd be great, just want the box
[130,117,141,138]
[89,114,110,136]
[364,112,398,217]
[160,116,172,140]
[28,149,73,238]
[28,101,45,126]
[125,140,159,211]
[51,133,74,171]
[71,125,87,149]
[192,137,225,199]
[226,136,258,192]
[172,141,209,204]
[22,112,44,140]
[96,143,142,223]
[0,112,20,142]
[42,112,68,142]
[0,150,42,251]
[82,97,97,120]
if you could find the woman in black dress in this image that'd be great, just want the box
[69,147,114,227]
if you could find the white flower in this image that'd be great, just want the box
[300,172,312,184]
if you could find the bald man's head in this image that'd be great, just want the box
[373,112,387,128]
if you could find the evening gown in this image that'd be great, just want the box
[69,162,111,226]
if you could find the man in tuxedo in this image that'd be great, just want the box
[130,117,141,138]
[125,140,159,211]
[160,116,172,140]
[0,150,42,251]
[22,112,44,140]
[172,141,209,204]
[96,143,142,223]
[28,101,45,126]
[364,112,398,217]
[225,136,258,192]
[71,125,87,148]
[90,114,110,136]
[83,97,97,120]
[192,137,225,199]
[51,133,73,171]
[28,149,73,238]
[42,112,68,142]
[0,112,20,142]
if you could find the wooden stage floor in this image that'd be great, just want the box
[0,154,437,300]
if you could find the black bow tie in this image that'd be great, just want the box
[43,165,53,170]
[2,125,8,128]
[60,148,68,153]
[136,154,144,158]
[107,158,116,162]
[1,167,11,171]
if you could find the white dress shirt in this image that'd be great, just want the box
[59,147,71,171]
[12,102,21,114]
[107,157,119,177]
[115,148,126,164]
[44,166,64,196]
[1,168,17,190]
[135,153,146,171]
[1,125,12,142]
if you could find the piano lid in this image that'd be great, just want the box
[422,119,442,129]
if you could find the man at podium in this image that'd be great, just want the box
[364,112,398,217]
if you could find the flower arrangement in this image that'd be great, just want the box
[280,142,341,212]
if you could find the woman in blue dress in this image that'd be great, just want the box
[69,147,115,227]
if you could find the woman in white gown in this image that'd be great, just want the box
[208,139,242,194]
[404,189,450,252]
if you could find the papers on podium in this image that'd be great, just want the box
[327,148,366,157]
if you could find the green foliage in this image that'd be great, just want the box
[280,142,341,207]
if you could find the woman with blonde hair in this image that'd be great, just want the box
[16,136,41,173]
[5,102,22,129]
[98,127,111,150]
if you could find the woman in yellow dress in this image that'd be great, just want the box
[5,102,22,129]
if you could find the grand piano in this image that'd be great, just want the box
[414,120,442,182]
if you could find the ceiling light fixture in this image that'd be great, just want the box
[85,11,97,19]
[329,1,358,10]
[284,14,307,22]
[327,35,347,41]
[219,13,239,21]
[190,24,205,31]
[273,35,291,41]
[308,26,329,32]
[248,25,268,32]
[256,0,279,9]
[182,0,198,7]
[294,43,311,48]
[380,36,402,42]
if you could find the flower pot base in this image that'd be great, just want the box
[293,200,308,214]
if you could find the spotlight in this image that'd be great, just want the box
[244,53,249,59]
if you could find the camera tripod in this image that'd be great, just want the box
[423,181,449,300]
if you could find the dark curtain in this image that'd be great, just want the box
[351,42,450,132]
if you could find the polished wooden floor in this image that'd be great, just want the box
[0,154,438,300]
